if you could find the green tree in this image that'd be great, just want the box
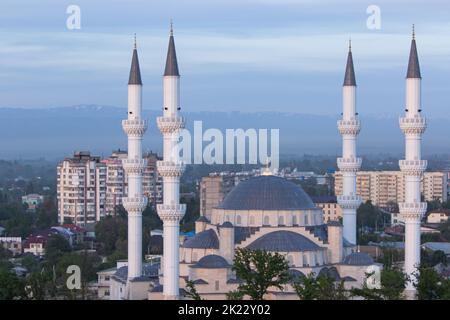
[0,271,25,300]
[44,234,71,267]
[184,280,202,300]
[231,248,291,300]
[351,267,407,300]
[294,273,348,300]
[414,266,450,300]
[95,215,127,255]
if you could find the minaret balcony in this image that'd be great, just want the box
[337,119,361,135]
[337,157,362,172]
[157,203,186,221]
[399,202,427,220]
[399,116,426,134]
[399,159,427,176]
[157,116,185,134]
[122,158,147,175]
[337,195,362,210]
[123,196,148,214]
[157,160,185,177]
[122,119,148,136]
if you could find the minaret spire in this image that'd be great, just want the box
[407,25,421,79]
[122,38,148,288]
[399,29,427,298]
[128,35,142,85]
[157,23,186,299]
[343,39,356,86]
[164,21,180,76]
[337,40,362,245]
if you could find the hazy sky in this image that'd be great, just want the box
[1,0,450,118]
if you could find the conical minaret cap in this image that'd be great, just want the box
[406,26,421,79]
[128,37,142,85]
[164,23,180,76]
[343,40,356,86]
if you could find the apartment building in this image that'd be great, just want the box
[57,151,163,226]
[334,171,448,209]
[57,151,107,226]
[143,151,163,208]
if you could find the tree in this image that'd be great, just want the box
[184,280,202,300]
[95,215,127,255]
[294,273,348,300]
[231,248,291,300]
[414,266,450,300]
[0,271,25,300]
[351,267,407,300]
[44,233,71,267]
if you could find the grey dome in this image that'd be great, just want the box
[343,252,374,266]
[217,176,316,211]
[183,229,219,249]
[191,254,230,269]
[246,230,323,252]
[220,221,233,228]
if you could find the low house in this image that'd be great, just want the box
[0,237,22,256]
[427,209,450,224]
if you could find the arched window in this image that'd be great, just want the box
[315,253,320,266]
[302,253,308,267]
[192,252,198,262]
[278,216,284,226]
[304,214,309,225]
[249,216,255,225]
[292,216,297,226]
[215,281,220,291]
[263,216,270,226]
[236,215,242,225]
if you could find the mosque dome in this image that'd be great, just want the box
[217,175,316,211]
[343,252,374,266]
[191,254,230,269]
[246,230,324,252]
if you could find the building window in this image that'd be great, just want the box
[278,216,284,226]
[304,214,309,225]
[236,215,241,225]
[302,254,308,267]
[263,216,269,226]
[249,216,255,225]
[287,255,294,267]
[292,216,297,225]
[215,281,220,291]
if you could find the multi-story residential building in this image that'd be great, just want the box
[426,209,450,224]
[311,196,343,223]
[143,151,163,208]
[57,151,164,225]
[57,151,107,226]
[103,150,128,216]
[334,171,448,209]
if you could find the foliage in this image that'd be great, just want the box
[350,267,407,300]
[95,215,127,255]
[180,196,200,232]
[231,248,291,300]
[414,266,450,300]
[184,280,202,300]
[421,249,447,267]
[0,270,26,300]
[294,273,349,300]
[357,201,390,241]
[226,290,244,300]
[44,233,72,267]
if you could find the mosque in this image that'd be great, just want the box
[106,24,425,300]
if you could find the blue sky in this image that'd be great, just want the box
[1,0,450,118]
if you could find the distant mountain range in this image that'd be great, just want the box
[0,105,447,160]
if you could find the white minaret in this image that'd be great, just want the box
[399,26,427,295]
[122,36,148,281]
[156,24,186,300]
[337,41,362,245]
